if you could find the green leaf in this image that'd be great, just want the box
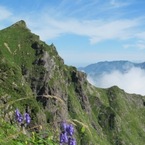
[81,126,86,133]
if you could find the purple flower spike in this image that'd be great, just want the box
[68,138,76,145]
[60,121,76,145]
[15,109,23,123]
[67,124,74,136]
[24,113,31,124]
[61,121,68,132]
[17,114,23,123]
[60,132,68,143]
[15,109,20,116]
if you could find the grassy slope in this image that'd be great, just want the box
[0,21,145,145]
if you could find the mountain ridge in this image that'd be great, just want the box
[0,20,145,145]
[78,60,145,95]
[78,60,145,74]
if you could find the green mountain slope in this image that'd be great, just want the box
[0,20,145,145]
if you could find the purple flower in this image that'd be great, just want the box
[17,114,23,123]
[24,113,31,124]
[15,109,23,123]
[61,121,68,132]
[60,121,76,145]
[68,138,76,145]
[60,132,68,143]
[15,109,20,116]
[67,124,74,136]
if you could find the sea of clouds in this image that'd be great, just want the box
[87,67,145,96]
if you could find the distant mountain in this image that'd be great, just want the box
[78,61,145,95]
[78,61,145,75]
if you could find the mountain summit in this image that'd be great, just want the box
[12,20,27,26]
[0,21,145,144]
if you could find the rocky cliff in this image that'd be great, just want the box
[0,20,145,145]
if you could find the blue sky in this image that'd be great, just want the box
[0,0,145,67]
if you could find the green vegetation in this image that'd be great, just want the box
[0,20,145,145]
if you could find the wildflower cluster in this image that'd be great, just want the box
[60,121,76,145]
[15,108,31,125]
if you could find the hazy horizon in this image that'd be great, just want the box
[86,65,145,96]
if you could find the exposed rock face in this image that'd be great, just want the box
[0,20,145,145]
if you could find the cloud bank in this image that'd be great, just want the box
[87,67,145,95]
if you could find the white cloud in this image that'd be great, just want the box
[124,40,145,50]
[136,31,145,40]
[89,19,139,44]
[1,2,145,48]
[0,1,145,46]
[88,67,145,95]
[136,40,145,50]
[110,0,129,8]
[25,15,140,45]
[0,6,12,21]
[2,11,140,44]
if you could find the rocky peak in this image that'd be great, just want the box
[11,20,29,30]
